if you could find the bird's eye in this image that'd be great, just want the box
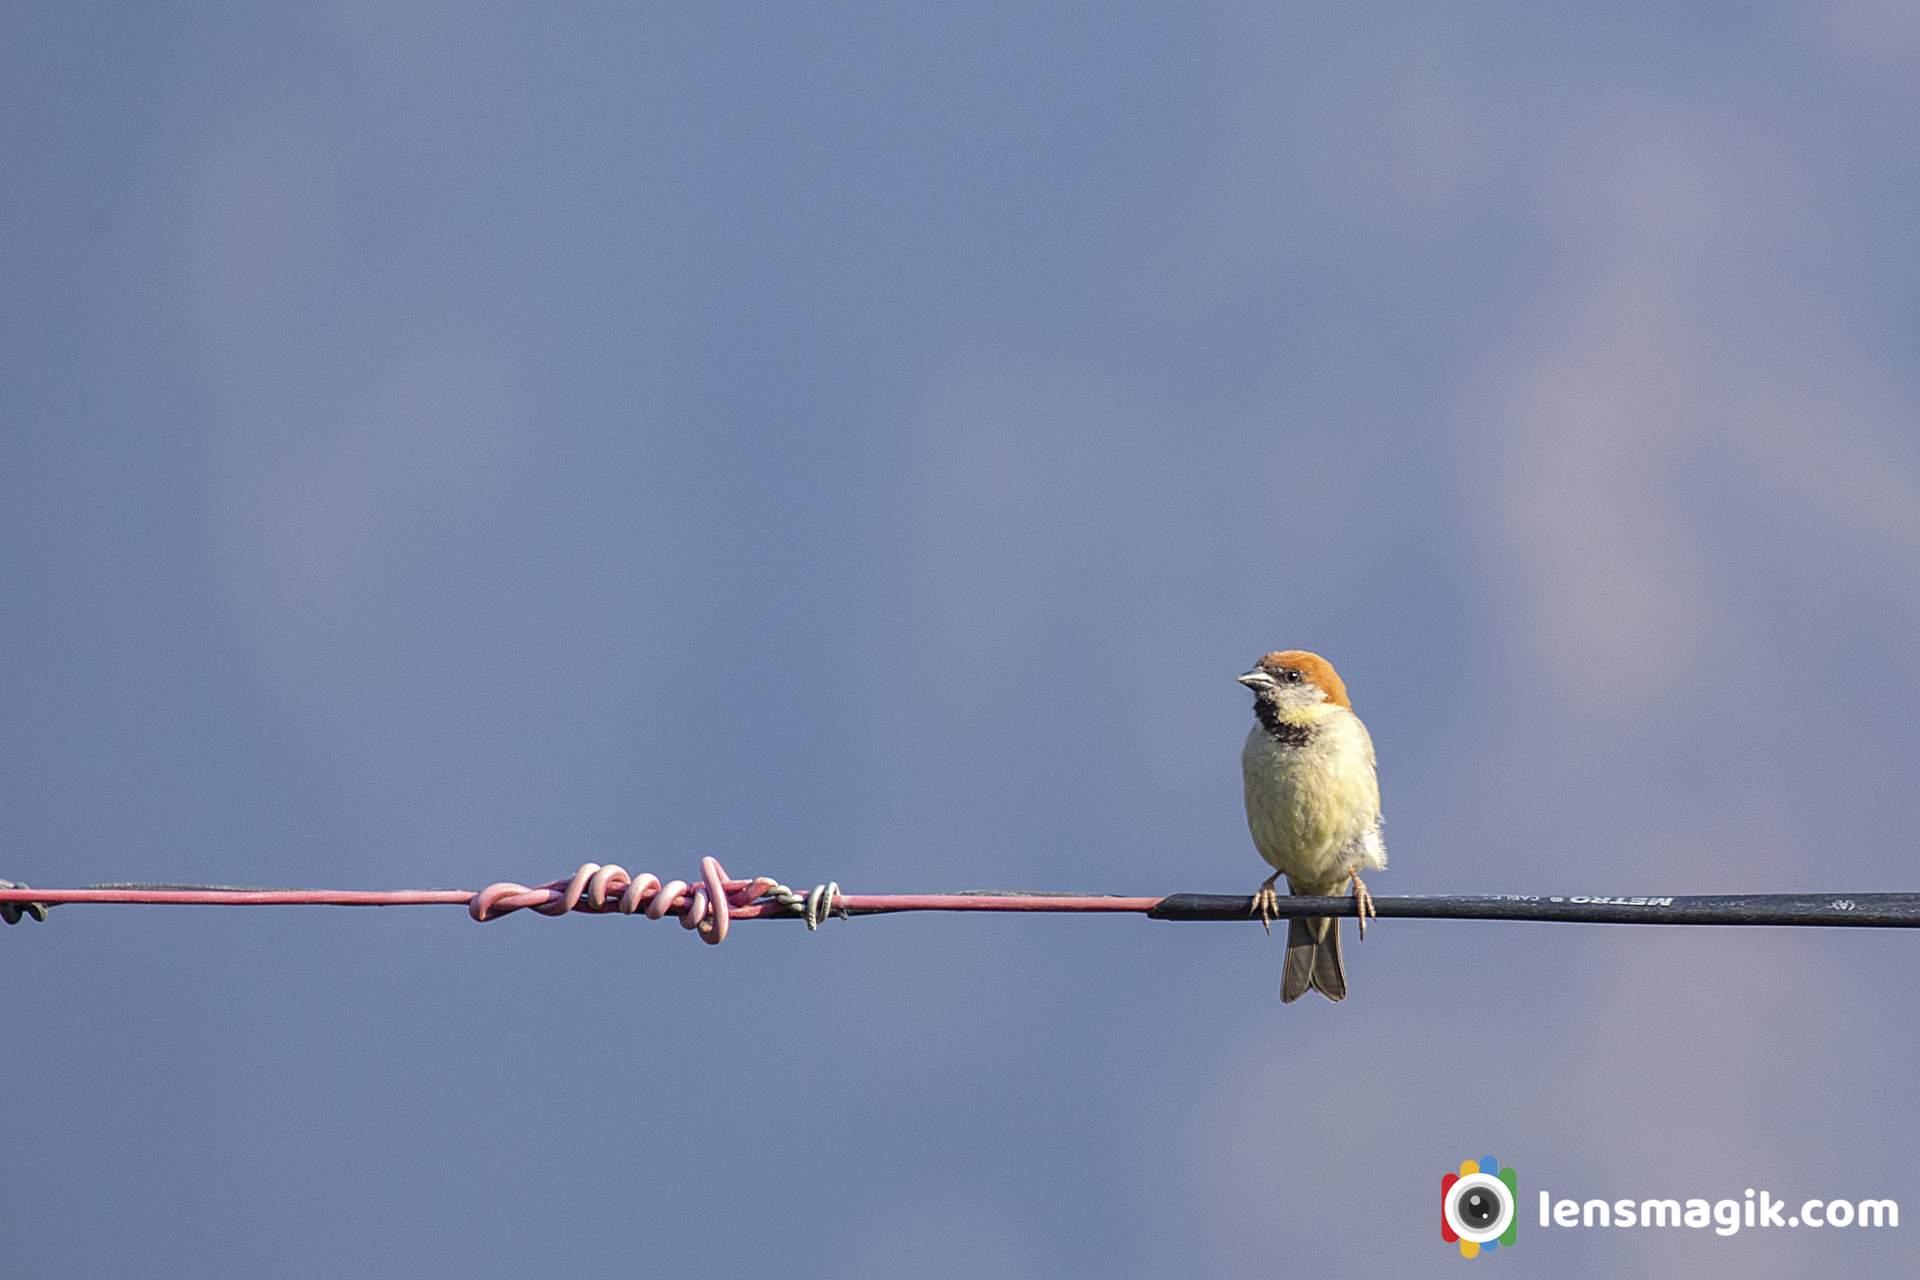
[1282,669,1303,683]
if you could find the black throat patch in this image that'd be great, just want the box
[1254,699,1315,746]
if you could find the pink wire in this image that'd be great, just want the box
[0,863,1167,946]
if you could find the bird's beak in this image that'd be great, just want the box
[1237,669,1276,690]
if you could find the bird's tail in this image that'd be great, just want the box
[1281,912,1346,1003]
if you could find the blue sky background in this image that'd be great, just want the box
[5,4,1919,1276]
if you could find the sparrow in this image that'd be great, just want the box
[1238,650,1385,1002]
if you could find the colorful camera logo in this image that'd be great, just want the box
[1441,1157,1518,1258]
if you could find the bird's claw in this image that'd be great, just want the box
[1251,874,1282,935]
[1348,870,1376,940]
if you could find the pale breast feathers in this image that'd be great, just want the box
[1241,714,1384,882]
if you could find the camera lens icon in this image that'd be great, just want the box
[1440,1158,1518,1258]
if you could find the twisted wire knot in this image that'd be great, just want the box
[0,881,49,925]
[759,877,849,930]
[468,857,844,943]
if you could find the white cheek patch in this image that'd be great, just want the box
[1274,682,1328,710]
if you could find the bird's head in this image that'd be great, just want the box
[1237,650,1352,712]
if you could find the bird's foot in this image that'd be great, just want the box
[1347,869,1376,940]
[1251,872,1282,935]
